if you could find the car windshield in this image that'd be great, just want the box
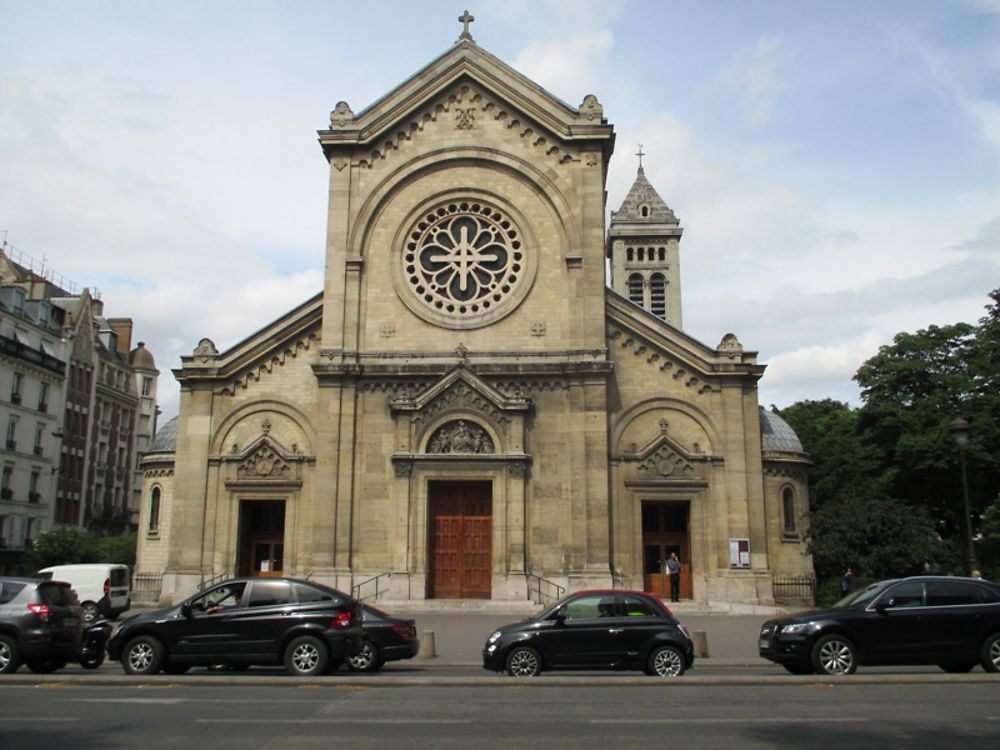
[832,580,892,609]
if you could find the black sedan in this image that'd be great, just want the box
[759,575,1000,675]
[483,589,694,677]
[342,603,418,672]
[108,577,364,676]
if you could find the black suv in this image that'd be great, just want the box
[483,589,694,677]
[0,577,84,674]
[760,575,1000,675]
[108,577,364,676]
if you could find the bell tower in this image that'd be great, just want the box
[607,148,684,328]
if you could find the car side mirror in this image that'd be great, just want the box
[874,600,888,614]
[181,603,193,619]
[551,607,566,624]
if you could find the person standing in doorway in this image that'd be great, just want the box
[840,566,855,595]
[665,552,682,602]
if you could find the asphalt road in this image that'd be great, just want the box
[1,681,997,749]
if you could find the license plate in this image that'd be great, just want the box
[758,637,769,649]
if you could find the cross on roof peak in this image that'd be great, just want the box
[636,144,645,168]
[458,9,475,41]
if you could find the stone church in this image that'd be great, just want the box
[137,18,813,609]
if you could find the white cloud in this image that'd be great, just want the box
[717,35,797,127]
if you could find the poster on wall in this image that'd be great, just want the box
[729,538,750,568]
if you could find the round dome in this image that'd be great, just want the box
[129,341,157,370]
[149,416,178,453]
[759,408,805,454]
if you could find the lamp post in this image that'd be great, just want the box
[949,417,979,574]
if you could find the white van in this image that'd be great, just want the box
[36,564,131,622]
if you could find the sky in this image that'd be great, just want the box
[2,0,998,421]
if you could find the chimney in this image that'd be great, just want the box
[107,318,133,356]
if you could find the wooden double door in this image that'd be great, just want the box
[428,481,492,599]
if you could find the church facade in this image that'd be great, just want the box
[137,22,813,609]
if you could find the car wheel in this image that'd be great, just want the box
[81,601,99,624]
[0,634,21,674]
[505,646,542,677]
[122,635,165,675]
[347,639,381,673]
[938,661,976,674]
[811,634,857,675]
[647,645,686,677]
[284,635,329,676]
[80,650,106,670]
[27,659,67,674]
[782,663,815,675]
[981,632,1000,673]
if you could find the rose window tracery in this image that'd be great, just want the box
[404,201,523,318]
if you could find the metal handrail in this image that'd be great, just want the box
[198,573,227,590]
[352,572,390,601]
[526,571,565,606]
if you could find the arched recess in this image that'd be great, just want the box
[351,147,584,262]
[611,397,721,457]
[210,399,316,457]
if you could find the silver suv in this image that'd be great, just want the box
[0,577,85,674]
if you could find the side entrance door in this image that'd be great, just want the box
[642,501,692,600]
[238,500,285,578]
[428,480,492,599]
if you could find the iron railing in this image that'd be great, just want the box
[352,572,390,601]
[131,572,163,602]
[526,571,565,606]
[773,575,817,605]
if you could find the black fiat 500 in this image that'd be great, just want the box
[759,575,1000,675]
[483,589,694,677]
[108,577,363,676]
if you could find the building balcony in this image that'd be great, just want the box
[5,439,15,450]
[33,445,43,456]
[11,392,21,404]
[28,491,41,503]
[0,487,12,500]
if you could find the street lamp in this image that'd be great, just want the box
[949,417,979,574]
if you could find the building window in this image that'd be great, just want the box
[33,424,43,456]
[658,247,666,261]
[38,382,49,412]
[148,486,161,533]
[29,471,40,503]
[141,376,153,396]
[1,465,12,499]
[782,487,797,537]
[640,205,650,217]
[626,247,634,262]
[6,416,18,450]
[627,273,644,306]
[11,372,23,404]
[649,273,666,320]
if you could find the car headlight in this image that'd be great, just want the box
[488,630,502,644]
[779,622,816,635]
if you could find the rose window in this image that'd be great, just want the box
[404,201,523,318]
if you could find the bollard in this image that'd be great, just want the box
[691,629,709,658]
[416,630,437,659]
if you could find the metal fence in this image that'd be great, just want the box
[131,572,163,602]
[772,575,816,605]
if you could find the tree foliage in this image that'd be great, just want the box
[24,529,137,571]
[780,288,1000,580]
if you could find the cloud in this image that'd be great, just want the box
[716,35,797,127]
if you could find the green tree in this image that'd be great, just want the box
[854,288,1000,569]
[24,529,138,571]
[23,527,99,570]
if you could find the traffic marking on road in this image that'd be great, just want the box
[196,718,474,724]
[591,718,871,724]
